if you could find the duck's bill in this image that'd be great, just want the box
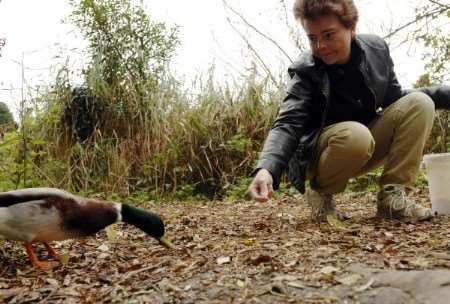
[158,235,177,249]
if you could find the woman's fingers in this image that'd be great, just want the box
[248,169,273,202]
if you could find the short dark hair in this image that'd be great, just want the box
[293,0,359,29]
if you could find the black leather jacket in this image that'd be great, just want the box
[254,34,450,193]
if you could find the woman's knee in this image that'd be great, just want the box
[327,122,375,159]
[405,92,435,119]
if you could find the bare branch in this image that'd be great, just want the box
[223,13,279,87]
[222,0,294,63]
[428,0,450,10]
[278,0,305,51]
[383,6,447,40]
[0,38,5,48]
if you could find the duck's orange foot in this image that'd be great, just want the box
[24,242,59,270]
[32,260,59,270]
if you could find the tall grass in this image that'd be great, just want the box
[17,64,283,199]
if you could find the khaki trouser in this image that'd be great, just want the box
[308,92,435,194]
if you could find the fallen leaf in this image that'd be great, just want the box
[326,214,347,229]
[217,256,231,265]
[319,273,335,282]
[236,279,246,288]
[320,266,340,275]
[285,281,305,289]
[430,252,450,260]
[241,239,259,246]
[98,252,109,259]
[284,260,297,267]
[272,274,298,282]
[0,288,25,298]
[253,222,269,230]
[383,246,399,255]
[428,239,443,247]
[409,258,429,268]
[46,278,59,287]
[375,244,385,251]
[58,252,70,265]
[26,292,41,301]
[63,275,71,287]
[106,225,117,243]
[383,231,394,238]
[248,255,272,266]
[335,273,362,286]
[97,244,109,252]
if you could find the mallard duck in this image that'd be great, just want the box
[0,187,174,269]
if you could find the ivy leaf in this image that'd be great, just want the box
[58,252,70,265]
[326,214,347,230]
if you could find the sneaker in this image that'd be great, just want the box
[304,189,348,222]
[377,184,433,221]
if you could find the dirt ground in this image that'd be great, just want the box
[1,187,450,303]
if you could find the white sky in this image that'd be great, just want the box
[0,0,446,115]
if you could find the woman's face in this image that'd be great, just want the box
[302,14,355,65]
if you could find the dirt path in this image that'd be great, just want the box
[1,188,450,303]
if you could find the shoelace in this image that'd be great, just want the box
[388,189,422,217]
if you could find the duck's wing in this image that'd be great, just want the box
[0,199,64,242]
[0,188,75,207]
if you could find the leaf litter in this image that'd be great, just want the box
[1,187,450,303]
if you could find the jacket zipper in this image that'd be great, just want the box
[309,72,331,163]
[320,71,331,127]
[359,56,383,116]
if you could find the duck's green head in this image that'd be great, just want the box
[121,204,175,249]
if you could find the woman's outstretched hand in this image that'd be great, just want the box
[248,169,274,202]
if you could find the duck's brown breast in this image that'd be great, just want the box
[46,197,120,237]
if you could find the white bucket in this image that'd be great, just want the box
[423,153,450,215]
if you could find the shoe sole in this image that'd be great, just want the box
[376,210,433,221]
